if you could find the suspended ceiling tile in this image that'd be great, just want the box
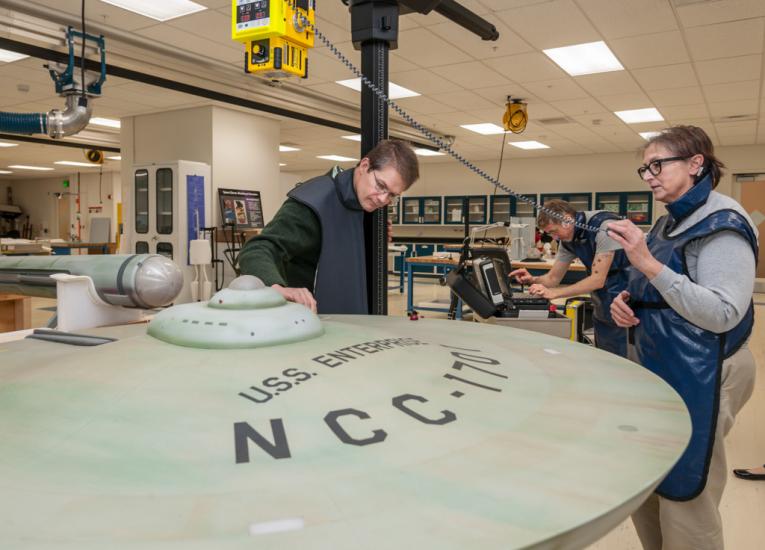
[647,86,705,107]
[685,19,765,61]
[523,79,589,102]
[591,92,653,111]
[707,99,759,118]
[393,95,457,115]
[469,83,535,107]
[548,97,608,116]
[389,69,463,96]
[134,24,242,64]
[165,8,230,44]
[571,112,625,127]
[695,55,762,86]
[494,0,601,50]
[430,89,498,111]
[715,120,757,136]
[30,0,161,32]
[485,52,567,84]
[430,61,512,90]
[304,50,363,84]
[632,64,699,91]
[659,104,710,121]
[719,134,757,146]
[675,0,765,27]
[577,0,678,39]
[303,82,360,104]
[312,16,352,48]
[575,72,642,97]
[388,52,420,73]
[427,17,533,59]
[395,28,473,68]
[609,31,690,69]
[703,80,760,103]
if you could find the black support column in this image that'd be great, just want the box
[349,0,399,316]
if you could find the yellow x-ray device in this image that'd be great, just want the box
[232,0,315,79]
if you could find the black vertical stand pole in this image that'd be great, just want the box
[448,196,470,320]
[349,0,399,315]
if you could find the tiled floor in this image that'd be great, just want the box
[21,284,765,549]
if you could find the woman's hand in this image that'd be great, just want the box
[610,290,639,327]
[605,220,663,279]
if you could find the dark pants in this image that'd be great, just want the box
[593,318,628,357]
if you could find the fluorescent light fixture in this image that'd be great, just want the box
[0,170,13,174]
[8,165,54,171]
[543,41,624,77]
[89,117,121,128]
[460,123,506,135]
[55,161,98,167]
[317,155,357,162]
[335,79,420,99]
[415,148,446,156]
[615,108,663,124]
[341,134,362,142]
[0,141,18,148]
[0,49,28,63]
[106,155,122,160]
[508,141,550,150]
[639,131,662,140]
[279,163,286,167]
[279,145,300,152]
[100,0,206,22]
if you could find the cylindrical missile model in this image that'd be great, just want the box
[0,254,183,308]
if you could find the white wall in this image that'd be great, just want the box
[6,170,120,240]
[287,144,765,238]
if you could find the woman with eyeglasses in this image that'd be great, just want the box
[606,125,757,550]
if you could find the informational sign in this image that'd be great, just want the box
[187,175,206,265]
[218,188,264,229]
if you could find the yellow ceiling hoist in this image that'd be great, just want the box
[231,0,315,79]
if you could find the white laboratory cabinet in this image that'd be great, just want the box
[128,161,211,304]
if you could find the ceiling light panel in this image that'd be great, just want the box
[335,79,420,99]
[54,161,99,167]
[279,145,301,152]
[100,0,206,22]
[0,49,29,63]
[543,41,624,77]
[89,117,121,128]
[8,165,54,171]
[614,108,664,123]
[460,123,506,135]
[508,141,550,150]
[317,155,357,162]
[414,149,446,156]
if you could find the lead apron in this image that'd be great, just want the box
[560,211,629,357]
[627,185,756,500]
[289,169,367,314]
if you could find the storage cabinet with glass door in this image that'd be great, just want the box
[387,199,400,225]
[401,196,442,224]
[443,195,487,225]
[489,193,538,222]
[595,191,653,225]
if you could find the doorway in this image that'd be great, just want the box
[738,174,765,278]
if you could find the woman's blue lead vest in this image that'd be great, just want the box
[560,211,630,356]
[627,175,757,501]
[288,168,367,315]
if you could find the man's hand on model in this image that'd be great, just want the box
[271,284,317,313]
[528,283,557,299]
[509,268,535,285]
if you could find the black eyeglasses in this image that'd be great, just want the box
[637,156,689,179]
[371,170,400,204]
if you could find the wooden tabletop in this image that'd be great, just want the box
[405,254,459,266]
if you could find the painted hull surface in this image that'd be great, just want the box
[0,315,690,549]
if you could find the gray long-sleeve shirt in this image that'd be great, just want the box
[649,191,758,333]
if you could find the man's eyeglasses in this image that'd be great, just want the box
[637,156,689,179]
[371,170,400,204]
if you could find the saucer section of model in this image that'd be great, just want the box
[0,316,690,549]
[147,284,323,348]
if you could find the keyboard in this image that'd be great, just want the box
[510,293,549,310]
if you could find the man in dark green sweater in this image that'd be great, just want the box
[238,140,419,314]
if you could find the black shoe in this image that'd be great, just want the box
[733,465,765,480]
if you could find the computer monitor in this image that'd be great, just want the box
[218,188,264,229]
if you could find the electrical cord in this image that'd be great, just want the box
[287,2,605,234]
